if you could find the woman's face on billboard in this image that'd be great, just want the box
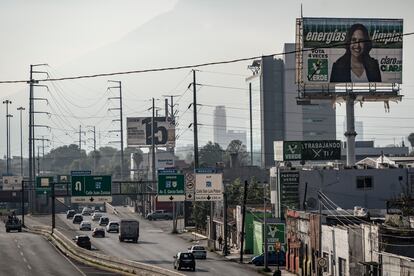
[350,29,365,59]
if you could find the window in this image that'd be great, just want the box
[338,257,346,276]
[356,176,373,190]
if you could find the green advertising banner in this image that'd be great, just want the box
[279,171,300,212]
[275,140,341,161]
[301,17,403,84]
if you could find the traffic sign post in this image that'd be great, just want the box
[185,172,195,201]
[35,176,54,195]
[194,169,223,201]
[157,170,185,202]
[71,175,112,203]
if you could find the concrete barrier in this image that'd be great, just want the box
[25,225,183,276]
[105,202,119,216]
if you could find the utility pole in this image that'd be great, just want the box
[3,100,12,175]
[33,137,49,175]
[37,146,40,175]
[76,125,86,170]
[240,180,249,264]
[318,191,323,276]
[249,83,253,166]
[151,97,156,213]
[192,70,199,168]
[17,107,25,176]
[108,80,124,180]
[223,182,228,256]
[87,126,97,173]
[28,63,47,213]
[263,181,270,272]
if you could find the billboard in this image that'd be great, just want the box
[274,140,341,161]
[2,176,23,191]
[301,18,403,84]
[127,117,175,147]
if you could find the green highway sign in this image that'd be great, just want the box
[158,172,185,202]
[71,175,112,203]
[274,140,341,161]
[36,176,54,195]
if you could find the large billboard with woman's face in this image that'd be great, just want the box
[301,18,403,84]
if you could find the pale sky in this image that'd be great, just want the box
[0,0,413,159]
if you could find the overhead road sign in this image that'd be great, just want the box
[36,176,54,195]
[2,176,23,191]
[157,170,185,202]
[195,171,223,201]
[71,175,112,203]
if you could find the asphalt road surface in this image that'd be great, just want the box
[57,207,259,276]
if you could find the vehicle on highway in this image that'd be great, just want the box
[99,216,109,226]
[5,214,22,233]
[81,207,93,216]
[173,252,195,271]
[106,221,119,233]
[74,235,91,250]
[119,219,139,243]
[91,212,104,221]
[80,221,92,231]
[251,251,286,266]
[72,214,83,224]
[146,210,173,220]
[92,227,105,238]
[66,209,76,219]
[188,245,207,259]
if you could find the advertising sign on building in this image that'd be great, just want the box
[300,18,403,85]
[127,117,175,147]
[265,223,286,251]
[274,140,341,161]
[195,170,223,201]
[2,176,23,191]
[279,171,300,213]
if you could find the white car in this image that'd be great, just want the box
[92,212,104,221]
[79,221,92,231]
[81,207,93,216]
[106,221,119,233]
[188,245,207,259]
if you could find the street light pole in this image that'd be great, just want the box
[17,107,25,176]
[264,181,269,272]
[3,100,12,175]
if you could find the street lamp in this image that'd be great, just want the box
[17,107,25,176]
[3,100,12,175]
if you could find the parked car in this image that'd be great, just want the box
[251,251,286,266]
[106,221,119,233]
[173,252,195,271]
[188,245,207,259]
[91,212,103,221]
[92,227,105,238]
[72,214,83,224]
[66,209,76,219]
[81,207,93,216]
[74,235,91,250]
[99,217,109,226]
[119,219,139,243]
[79,221,92,231]
[146,210,173,220]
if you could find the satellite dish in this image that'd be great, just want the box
[307,197,317,209]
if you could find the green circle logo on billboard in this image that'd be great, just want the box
[307,58,328,81]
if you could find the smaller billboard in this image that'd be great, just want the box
[2,176,23,191]
[127,117,175,147]
[274,140,341,161]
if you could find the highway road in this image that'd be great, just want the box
[57,207,259,275]
[0,221,85,276]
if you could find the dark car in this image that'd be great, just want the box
[173,252,195,271]
[92,227,105,238]
[66,209,76,219]
[146,210,173,220]
[99,216,109,226]
[74,235,91,250]
[72,214,83,224]
[251,251,285,266]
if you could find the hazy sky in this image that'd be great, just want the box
[0,0,413,159]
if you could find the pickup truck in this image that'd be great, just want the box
[5,216,22,232]
[146,210,173,220]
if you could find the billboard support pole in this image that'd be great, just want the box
[345,95,357,166]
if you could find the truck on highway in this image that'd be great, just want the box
[119,219,139,243]
[5,213,22,232]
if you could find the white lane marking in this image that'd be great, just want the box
[20,251,24,256]
[17,244,21,249]
[23,258,27,263]
[27,265,32,270]
[147,229,163,233]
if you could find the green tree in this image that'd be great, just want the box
[199,141,223,167]
[192,202,209,232]
[225,140,249,166]
[226,177,265,206]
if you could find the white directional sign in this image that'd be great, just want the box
[157,195,186,202]
[71,196,112,203]
[195,173,223,201]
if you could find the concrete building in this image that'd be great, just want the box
[246,43,336,168]
[341,140,409,161]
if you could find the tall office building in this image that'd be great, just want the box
[213,105,227,147]
[246,43,336,168]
